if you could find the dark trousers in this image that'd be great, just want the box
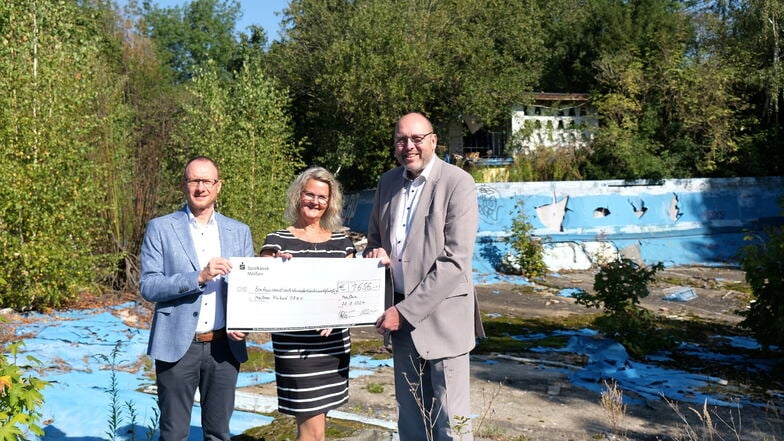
[391,320,473,441]
[155,339,240,441]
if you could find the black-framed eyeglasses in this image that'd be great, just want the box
[185,179,220,189]
[394,131,433,148]
[301,191,329,205]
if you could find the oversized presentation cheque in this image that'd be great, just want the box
[226,257,387,332]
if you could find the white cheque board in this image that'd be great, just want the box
[226,257,386,332]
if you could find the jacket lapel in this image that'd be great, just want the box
[216,212,234,257]
[385,168,406,244]
[407,158,442,237]
[172,206,200,270]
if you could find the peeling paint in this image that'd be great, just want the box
[669,193,683,222]
[629,199,647,218]
[536,194,568,232]
[346,177,784,269]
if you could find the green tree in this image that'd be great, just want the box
[141,0,242,82]
[500,200,547,279]
[538,0,606,92]
[0,0,128,309]
[267,0,547,190]
[713,0,784,176]
[577,0,748,180]
[175,59,302,249]
[113,1,184,291]
[739,213,784,348]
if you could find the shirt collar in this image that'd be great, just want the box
[185,204,217,226]
[402,157,436,183]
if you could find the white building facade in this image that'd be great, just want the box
[510,92,598,154]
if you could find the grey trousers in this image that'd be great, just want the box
[155,338,240,441]
[392,321,473,441]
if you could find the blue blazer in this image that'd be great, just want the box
[140,206,254,363]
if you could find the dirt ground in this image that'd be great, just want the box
[240,266,784,441]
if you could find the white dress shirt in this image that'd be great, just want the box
[390,159,435,294]
[186,206,224,333]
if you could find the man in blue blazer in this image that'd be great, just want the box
[365,113,484,441]
[140,156,253,441]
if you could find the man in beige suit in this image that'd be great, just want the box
[365,112,484,441]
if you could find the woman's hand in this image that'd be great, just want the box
[260,249,293,260]
[319,328,333,337]
[274,251,293,260]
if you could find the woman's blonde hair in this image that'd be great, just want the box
[284,167,345,232]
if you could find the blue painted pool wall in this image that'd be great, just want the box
[344,177,784,268]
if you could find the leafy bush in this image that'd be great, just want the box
[507,146,589,182]
[739,220,784,349]
[0,342,48,441]
[173,58,302,250]
[0,1,125,310]
[500,200,548,279]
[574,258,666,356]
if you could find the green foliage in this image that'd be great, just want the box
[0,342,48,441]
[175,58,302,249]
[0,0,126,309]
[578,258,663,314]
[567,0,751,180]
[365,383,384,394]
[574,258,667,356]
[141,0,243,82]
[739,220,784,348]
[2,0,784,312]
[97,342,125,441]
[500,200,547,279]
[112,7,183,292]
[267,0,547,190]
[95,341,159,441]
[506,147,589,182]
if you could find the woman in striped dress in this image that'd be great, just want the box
[259,167,356,441]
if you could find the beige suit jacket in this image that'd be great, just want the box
[367,157,484,360]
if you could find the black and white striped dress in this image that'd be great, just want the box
[259,229,356,417]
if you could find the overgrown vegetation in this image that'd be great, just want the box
[499,200,548,279]
[574,258,667,356]
[505,146,589,183]
[96,341,158,441]
[233,410,378,441]
[2,0,784,321]
[739,206,784,349]
[172,57,302,247]
[0,0,296,308]
[0,342,47,441]
[0,1,125,310]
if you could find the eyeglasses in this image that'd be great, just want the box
[394,131,433,148]
[301,191,329,205]
[185,179,220,189]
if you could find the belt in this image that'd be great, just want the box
[193,328,226,343]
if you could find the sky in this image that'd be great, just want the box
[124,0,291,42]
